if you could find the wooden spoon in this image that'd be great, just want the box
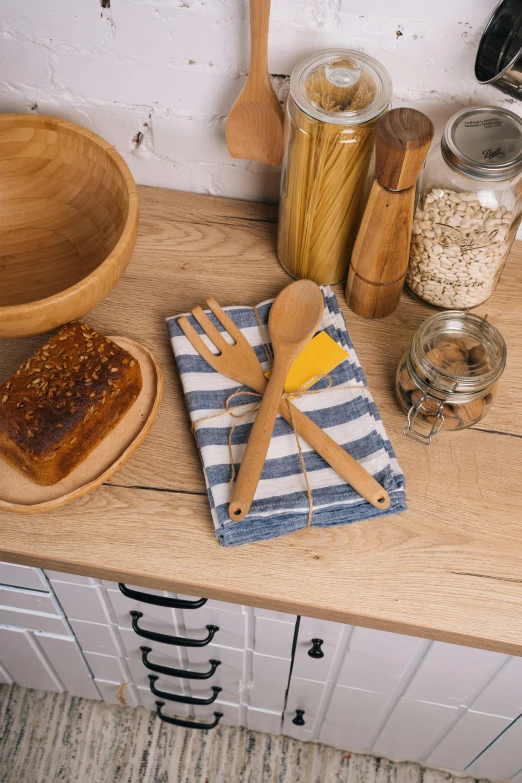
[226,0,284,166]
[229,280,325,522]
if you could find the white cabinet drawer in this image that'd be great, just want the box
[466,717,522,780]
[292,617,344,683]
[118,626,185,670]
[136,684,190,716]
[0,627,98,699]
[250,652,291,711]
[254,607,296,624]
[95,679,140,708]
[373,698,461,762]
[0,585,61,614]
[139,686,241,727]
[84,652,129,682]
[189,699,241,727]
[122,632,242,701]
[186,644,244,704]
[404,641,507,708]
[427,709,511,771]
[46,570,98,585]
[471,657,522,719]
[183,605,246,650]
[284,675,326,738]
[0,626,62,692]
[319,683,393,752]
[253,616,294,659]
[246,706,282,735]
[36,634,100,700]
[285,675,325,719]
[0,562,48,591]
[50,582,114,624]
[0,607,69,635]
[338,627,425,696]
[179,594,244,614]
[70,619,123,656]
[107,588,178,634]
[0,661,12,684]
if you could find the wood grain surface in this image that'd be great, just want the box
[0,114,138,338]
[1,186,521,655]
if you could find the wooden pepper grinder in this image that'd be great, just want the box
[345,108,434,319]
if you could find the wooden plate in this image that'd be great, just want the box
[0,336,163,513]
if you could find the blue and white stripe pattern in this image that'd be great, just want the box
[167,286,406,547]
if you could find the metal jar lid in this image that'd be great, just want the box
[289,49,392,126]
[409,310,507,403]
[441,106,522,181]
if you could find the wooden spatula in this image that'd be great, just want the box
[226,0,284,166]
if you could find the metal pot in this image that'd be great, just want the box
[475,0,522,99]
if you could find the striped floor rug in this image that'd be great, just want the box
[0,684,485,783]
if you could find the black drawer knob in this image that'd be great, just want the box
[292,709,305,726]
[308,639,324,659]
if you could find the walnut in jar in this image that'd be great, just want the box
[396,311,506,444]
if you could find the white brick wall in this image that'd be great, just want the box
[0,0,519,203]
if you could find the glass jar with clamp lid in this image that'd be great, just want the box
[396,310,506,444]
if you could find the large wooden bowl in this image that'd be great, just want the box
[0,115,139,338]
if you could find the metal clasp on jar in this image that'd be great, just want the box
[403,394,446,445]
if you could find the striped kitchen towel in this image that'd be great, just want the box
[167,286,406,547]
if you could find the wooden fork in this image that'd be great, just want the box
[177,298,390,513]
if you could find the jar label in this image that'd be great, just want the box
[437,223,501,251]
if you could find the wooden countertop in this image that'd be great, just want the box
[1,187,522,656]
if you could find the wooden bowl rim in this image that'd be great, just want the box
[0,113,139,320]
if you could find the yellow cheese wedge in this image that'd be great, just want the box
[266,331,349,394]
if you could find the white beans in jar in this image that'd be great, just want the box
[406,188,513,309]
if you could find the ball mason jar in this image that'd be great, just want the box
[396,310,506,445]
[277,49,392,285]
[406,106,522,309]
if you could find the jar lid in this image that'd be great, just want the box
[441,106,522,181]
[410,310,506,401]
[289,49,392,126]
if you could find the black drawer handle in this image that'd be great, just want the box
[119,583,207,609]
[131,611,218,647]
[140,646,221,680]
[292,709,305,726]
[149,675,221,705]
[156,701,222,730]
[308,639,325,659]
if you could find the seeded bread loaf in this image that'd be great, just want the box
[0,322,142,486]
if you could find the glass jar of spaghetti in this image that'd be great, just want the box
[396,310,506,445]
[278,49,392,285]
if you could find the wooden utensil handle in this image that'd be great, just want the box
[249,0,271,79]
[229,362,287,522]
[280,398,390,510]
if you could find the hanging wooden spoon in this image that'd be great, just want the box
[226,0,284,166]
[229,280,324,522]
